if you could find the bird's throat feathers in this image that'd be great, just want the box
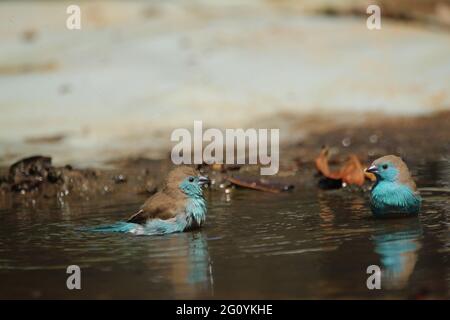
[186,196,207,227]
[371,180,421,215]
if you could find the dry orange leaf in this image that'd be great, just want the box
[315,147,366,186]
[364,171,377,182]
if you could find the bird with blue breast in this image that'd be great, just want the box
[90,166,210,235]
[365,155,421,218]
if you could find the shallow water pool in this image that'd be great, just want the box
[0,160,448,299]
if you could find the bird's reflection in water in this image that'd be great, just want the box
[372,219,423,290]
[187,232,213,287]
[146,231,213,298]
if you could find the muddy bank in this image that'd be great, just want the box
[0,156,163,209]
[284,110,450,165]
[1,111,448,209]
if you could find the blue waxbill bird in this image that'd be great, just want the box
[365,155,421,217]
[91,166,209,235]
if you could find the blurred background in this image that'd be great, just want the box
[1,0,449,166]
[0,1,449,300]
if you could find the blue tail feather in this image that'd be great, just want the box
[84,216,188,235]
[87,221,140,233]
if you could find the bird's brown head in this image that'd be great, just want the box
[365,155,416,189]
[164,166,210,197]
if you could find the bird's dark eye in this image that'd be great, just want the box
[188,176,194,182]
[382,164,388,170]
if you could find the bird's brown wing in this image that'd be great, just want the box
[126,192,185,224]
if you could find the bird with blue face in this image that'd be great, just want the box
[91,166,209,235]
[366,155,421,218]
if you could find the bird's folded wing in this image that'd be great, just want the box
[126,192,183,224]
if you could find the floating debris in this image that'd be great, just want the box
[226,175,294,193]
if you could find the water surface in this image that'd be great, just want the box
[0,160,448,299]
